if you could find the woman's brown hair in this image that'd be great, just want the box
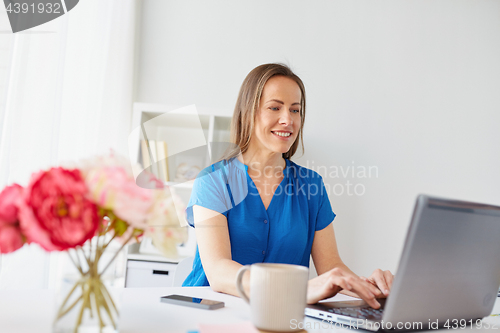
[225,63,306,160]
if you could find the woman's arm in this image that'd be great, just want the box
[308,223,387,308]
[192,205,250,297]
[310,221,352,276]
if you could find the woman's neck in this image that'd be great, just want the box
[239,148,286,177]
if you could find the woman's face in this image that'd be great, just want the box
[252,75,302,156]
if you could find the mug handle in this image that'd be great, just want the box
[236,265,251,304]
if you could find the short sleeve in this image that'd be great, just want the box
[185,166,233,227]
[315,178,336,231]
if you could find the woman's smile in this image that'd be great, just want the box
[271,130,293,140]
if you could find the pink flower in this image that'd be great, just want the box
[0,184,23,224]
[19,167,100,251]
[144,189,188,258]
[85,166,153,229]
[0,184,26,253]
[0,224,24,253]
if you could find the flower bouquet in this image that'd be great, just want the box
[0,153,187,332]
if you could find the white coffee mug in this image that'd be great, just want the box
[236,263,309,332]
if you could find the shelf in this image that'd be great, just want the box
[127,253,184,264]
[164,180,194,189]
[126,243,188,264]
[130,103,232,265]
[142,112,211,131]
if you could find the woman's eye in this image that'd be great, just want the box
[292,109,300,113]
[270,107,280,111]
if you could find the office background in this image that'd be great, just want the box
[0,0,499,289]
[135,0,500,275]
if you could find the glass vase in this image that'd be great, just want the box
[54,271,118,333]
[53,233,131,333]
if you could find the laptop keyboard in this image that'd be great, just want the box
[327,306,384,320]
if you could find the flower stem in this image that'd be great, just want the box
[57,293,83,321]
[98,279,118,316]
[56,214,123,332]
[103,234,117,250]
[78,245,91,268]
[74,279,91,333]
[74,248,84,274]
[55,278,84,321]
[99,231,135,277]
[94,280,116,329]
[90,282,105,330]
[67,251,83,275]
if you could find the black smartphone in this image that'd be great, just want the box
[160,294,225,310]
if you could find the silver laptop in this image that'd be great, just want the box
[305,194,500,331]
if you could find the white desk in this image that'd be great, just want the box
[119,287,251,333]
[1,287,500,333]
[0,289,54,333]
[119,287,500,333]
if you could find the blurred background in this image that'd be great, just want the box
[0,0,499,290]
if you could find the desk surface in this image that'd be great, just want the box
[1,287,500,333]
[119,287,500,333]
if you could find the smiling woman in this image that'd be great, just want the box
[182,63,393,308]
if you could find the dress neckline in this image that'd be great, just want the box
[230,157,289,212]
[230,157,289,176]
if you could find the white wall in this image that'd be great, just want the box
[135,0,500,276]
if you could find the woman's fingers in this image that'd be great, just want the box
[360,276,384,298]
[308,267,391,308]
[331,269,381,307]
[370,269,390,296]
[328,275,351,293]
[365,269,395,297]
[384,270,394,289]
[307,271,344,304]
[347,277,381,309]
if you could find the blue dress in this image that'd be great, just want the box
[182,157,336,287]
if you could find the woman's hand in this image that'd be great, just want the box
[307,267,384,308]
[360,269,394,297]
